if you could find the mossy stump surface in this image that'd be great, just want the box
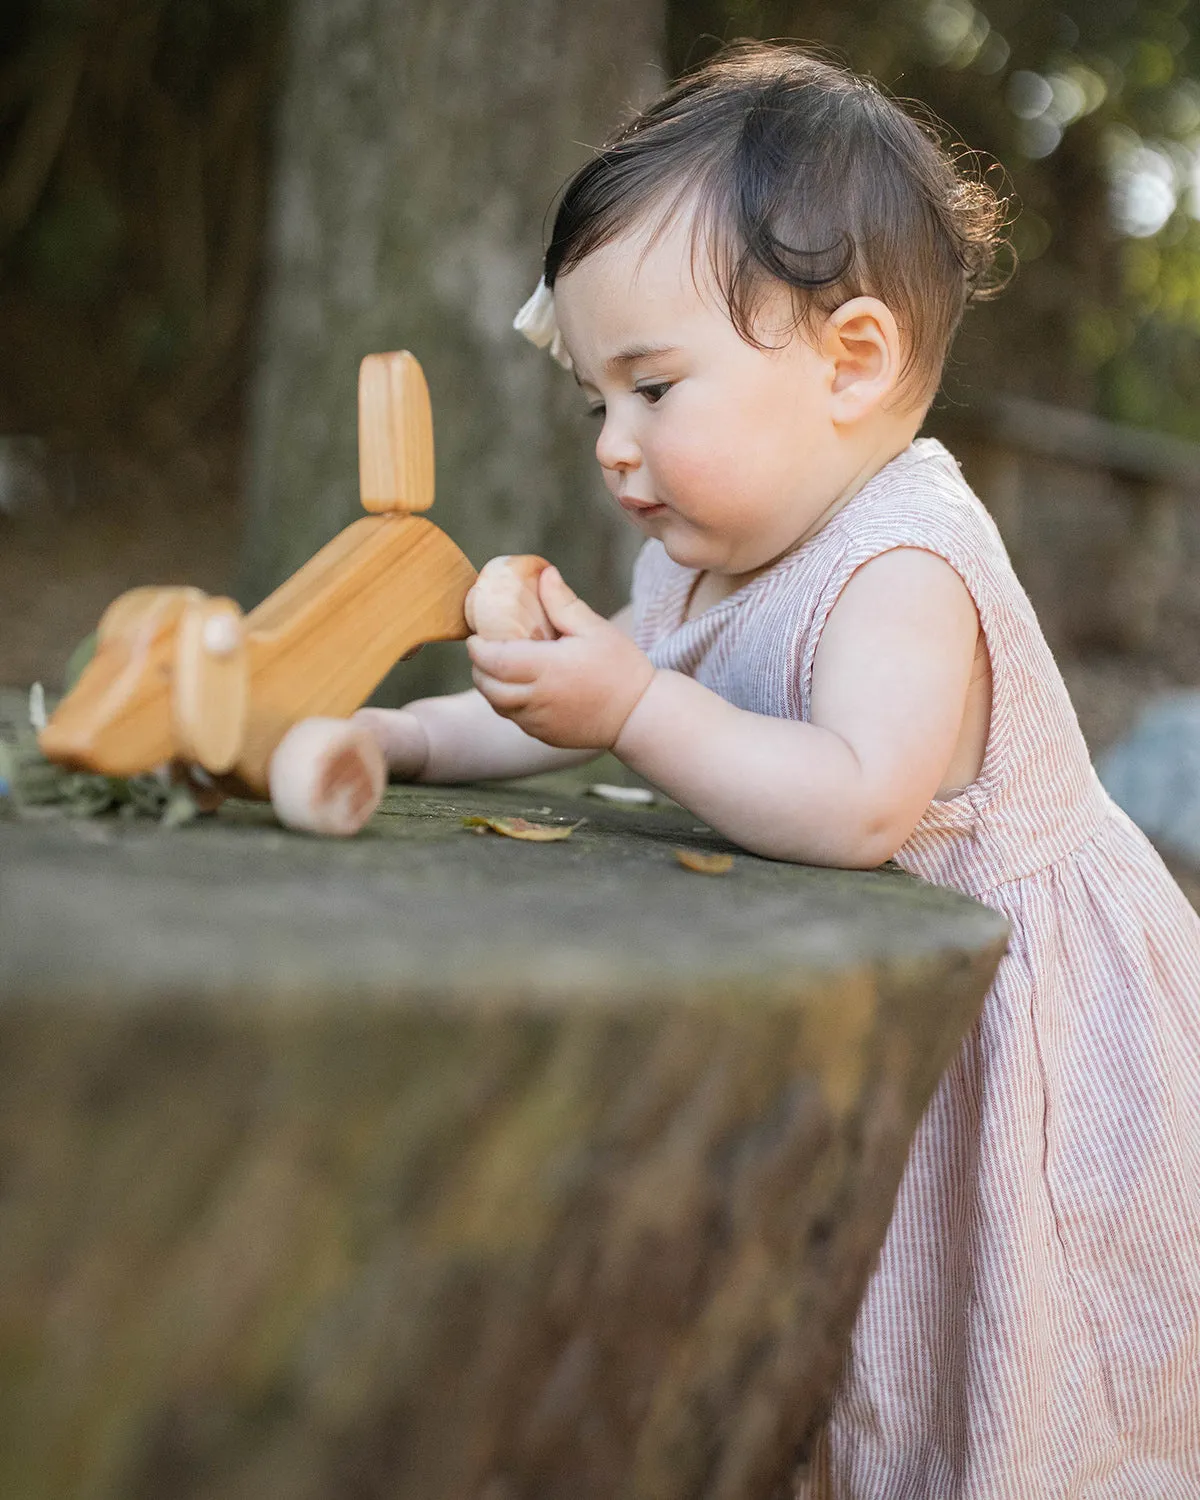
[0,774,1007,1500]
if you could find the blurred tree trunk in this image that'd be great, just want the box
[241,0,664,700]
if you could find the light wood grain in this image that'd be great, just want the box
[38,588,200,775]
[39,353,477,796]
[358,351,435,513]
[172,596,248,774]
[230,514,475,795]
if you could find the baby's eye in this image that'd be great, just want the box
[637,382,671,404]
[586,403,606,421]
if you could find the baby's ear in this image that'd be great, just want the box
[821,297,903,422]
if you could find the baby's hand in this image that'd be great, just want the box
[467,566,655,750]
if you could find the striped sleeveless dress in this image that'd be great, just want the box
[629,438,1200,1499]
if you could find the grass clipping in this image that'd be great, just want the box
[0,726,202,826]
[0,645,204,826]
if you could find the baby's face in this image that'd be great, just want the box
[553,210,864,587]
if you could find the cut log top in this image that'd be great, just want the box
[0,774,1008,1010]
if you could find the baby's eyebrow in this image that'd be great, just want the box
[572,344,681,388]
[605,344,679,374]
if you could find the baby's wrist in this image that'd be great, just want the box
[612,666,665,760]
[352,706,430,780]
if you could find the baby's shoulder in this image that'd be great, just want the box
[828,439,1006,576]
[855,437,982,520]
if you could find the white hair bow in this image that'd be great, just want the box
[513,278,573,371]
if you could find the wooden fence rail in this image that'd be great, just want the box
[938,395,1200,653]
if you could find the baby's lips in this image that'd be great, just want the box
[464,555,557,641]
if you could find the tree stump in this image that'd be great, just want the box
[242,0,664,698]
[0,775,1007,1500]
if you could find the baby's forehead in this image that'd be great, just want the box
[558,207,733,317]
[557,225,807,356]
[555,259,727,371]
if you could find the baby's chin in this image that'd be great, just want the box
[657,528,762,579]
[647,517,718,570]
[657,536,712,572]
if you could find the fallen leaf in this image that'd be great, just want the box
[463,815,584,842]
[674,848,734,875]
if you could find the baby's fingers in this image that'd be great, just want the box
[471,666,533,715]
[467,634,552,682]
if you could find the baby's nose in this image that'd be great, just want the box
[595,416,640,472]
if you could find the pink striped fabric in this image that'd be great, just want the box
[630,439,1200,1498]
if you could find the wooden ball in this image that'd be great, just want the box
[464,555,555,641]
[268,718,387,837]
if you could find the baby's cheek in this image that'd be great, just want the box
[660,441,740,511]
[693,466,761,533]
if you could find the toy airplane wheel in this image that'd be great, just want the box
[268,718,387,837]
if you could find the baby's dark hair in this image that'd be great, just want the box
[543,41,1009,403]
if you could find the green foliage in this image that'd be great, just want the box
[669,0,1200,433]
[62,631,96,692]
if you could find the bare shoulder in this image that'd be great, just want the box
[830,546,979,631]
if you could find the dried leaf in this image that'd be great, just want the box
[462,815,583,842]
[674,848,734,875]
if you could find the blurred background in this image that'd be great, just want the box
[4,0,1200,757]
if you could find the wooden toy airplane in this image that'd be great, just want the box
[38,352,479,832]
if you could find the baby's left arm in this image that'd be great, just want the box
[467,552,980,868]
